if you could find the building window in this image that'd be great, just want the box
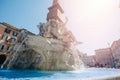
[13,31,18,36]
[2,35,8,41]
[7,46,11,52]
[11,38,16,43]
[0,44,4,50]
[7,46,9,50]
[5,28,11,34]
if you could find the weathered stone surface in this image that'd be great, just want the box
[25,35,84,70]
[37,19,77,46]
[2,45,41,69]
[2,19,84,71]
[2,35,84,70]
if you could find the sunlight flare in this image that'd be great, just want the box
[61,0,120,55]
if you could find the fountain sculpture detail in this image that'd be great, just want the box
[2,0,84,70]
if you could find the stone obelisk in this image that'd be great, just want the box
[47,0,66,23]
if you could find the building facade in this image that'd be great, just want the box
[95,39,120,68]
[95,48,112,67]
[82,54,96,67]
[111,39,120,68]
[0,22,21,55]
[0,22,34,66]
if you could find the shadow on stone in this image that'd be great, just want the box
[0,54,6,66]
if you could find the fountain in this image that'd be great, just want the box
[1,19,84,70]
[1,0,84,70]
[0,0,120,80]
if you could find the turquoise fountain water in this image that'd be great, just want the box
[0,68,119,80]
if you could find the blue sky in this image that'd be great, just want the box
[0,0,120,55]
[0,0,52,34]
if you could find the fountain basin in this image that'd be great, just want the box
[0,68,120,80]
